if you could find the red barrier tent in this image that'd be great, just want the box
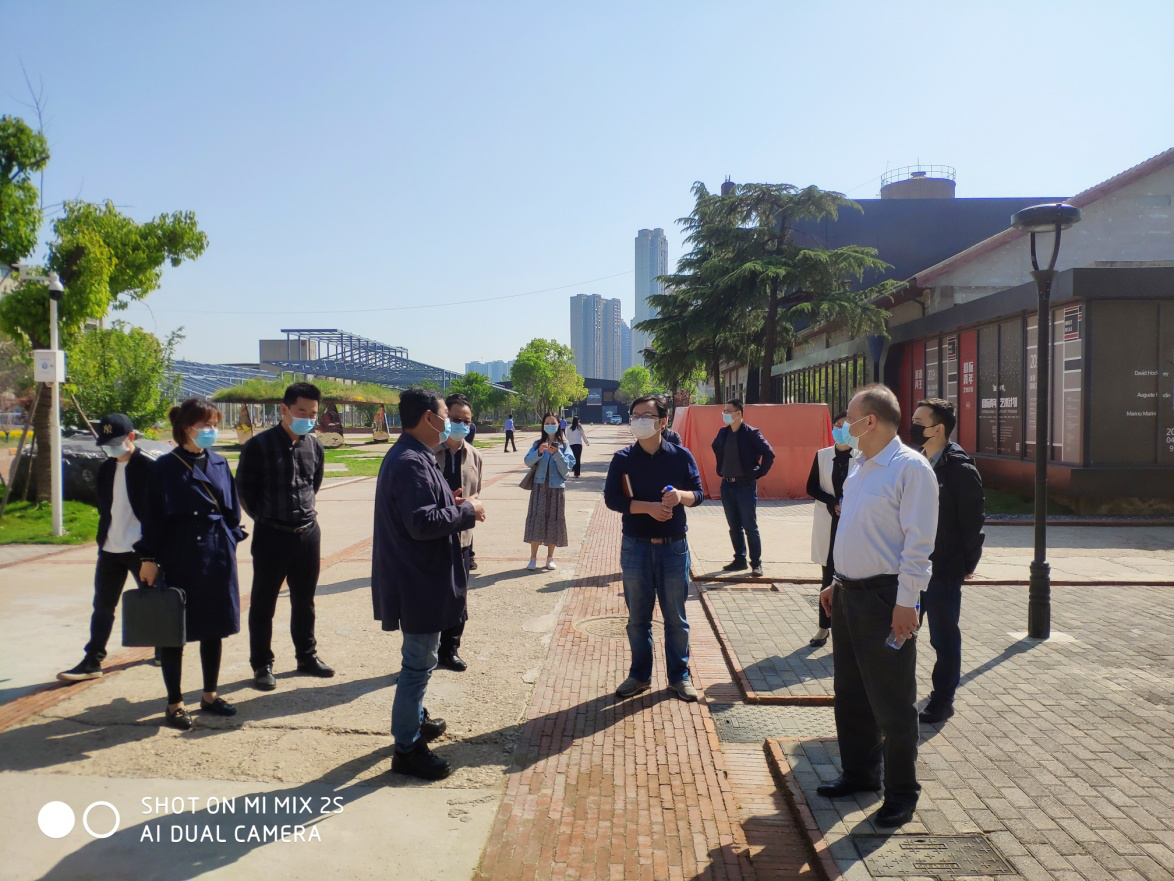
[671,404,833,500]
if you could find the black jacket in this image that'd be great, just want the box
[712,424,776,481]
[928,442,985,577]
[96,448,152,551]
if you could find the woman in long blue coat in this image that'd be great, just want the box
[136,399,246,730]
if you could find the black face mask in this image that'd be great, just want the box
[910,424,931,446]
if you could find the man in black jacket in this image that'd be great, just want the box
[58,414,153,682]
[711,399,776,577]
[911,398,985,725]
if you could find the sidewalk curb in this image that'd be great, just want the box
[764,738,842,881]
[0,544,93,570]
[699,590,834,707]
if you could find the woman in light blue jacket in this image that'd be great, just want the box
[523,413,576,570]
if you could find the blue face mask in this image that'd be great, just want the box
[722,412,734,425]
[544,424,559,435]
[194,428,218,449]
[429,413,451,443]
[290,417,316,436]
[448,422,470,442]
[832,424,852,446]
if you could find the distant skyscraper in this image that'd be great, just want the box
[621,321,633,373]
[633,228,668,366]
[570,294,604,378]
[464,359,514,383]
[601,297,623,380]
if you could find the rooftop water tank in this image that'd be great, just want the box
[880,165,957,199]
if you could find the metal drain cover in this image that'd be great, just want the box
[709,703,836,741]
[573,616,661,639]
[853,834,1015,879]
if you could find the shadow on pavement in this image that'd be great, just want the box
[37,748,393,881]
[315,577,369,597]
[536,571,622,593]
[739,644,832,693]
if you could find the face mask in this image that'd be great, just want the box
[194,428,218,449]
[722,412,734,425]
[290,417,316,436]
[910,424,930,446]
[103,442,129,459]
[448,422,470,442]
[841,416,871,451]
[631,417,660,440]
[431,413,451,443]
[544,424,559,435]
[832,424,852,446]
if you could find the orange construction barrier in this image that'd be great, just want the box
[671,404,833,500]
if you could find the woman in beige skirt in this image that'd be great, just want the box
[523,413,576,570]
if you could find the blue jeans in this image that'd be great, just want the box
[620,536,691,684]
[920,573,964,705]
[391,631,440,751]
[720,481,761,566]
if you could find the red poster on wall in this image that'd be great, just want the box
[959,329,978,452]
[896,345,913,442]
[911,344,926,439]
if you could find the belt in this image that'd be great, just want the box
[834,573,899,591]
[257,519,317,534]
[631,534,686,545]
[722,476,753,484]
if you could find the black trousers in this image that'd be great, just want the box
[440,546,473,656]
[160,640,222,704]
[85,551,144,660]
[817,565,834,630]
[570,443,584,477]
[248,521,321,669]
[831,582,920,806]
[504,430,517,452]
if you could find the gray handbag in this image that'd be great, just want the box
[122,570,187,648]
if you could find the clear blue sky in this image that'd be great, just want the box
[4,1,1172,373]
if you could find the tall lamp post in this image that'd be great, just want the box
[1009,203,1081,639]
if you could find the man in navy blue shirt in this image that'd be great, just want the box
[605,395,705,702]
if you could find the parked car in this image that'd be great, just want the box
[605,413,623,425]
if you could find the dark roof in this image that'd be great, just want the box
[791,196,1066,289]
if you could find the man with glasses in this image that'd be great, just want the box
[711,399,775,577]
[605,395,705,702]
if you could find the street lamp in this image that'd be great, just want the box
[1010,202,1081,639]
[47,272,66,537]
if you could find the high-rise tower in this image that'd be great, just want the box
[633,228,668,365]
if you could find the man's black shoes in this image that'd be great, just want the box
[722,559,749,572]
[438,652,467,672]
[253,665,277,691]
[919,701,955,724]
[391,740,451,780]
[296,655,336,677]
[420,708,446,742]
[816,777,882,798]
[875,800,916,827]
[57,656,102,682]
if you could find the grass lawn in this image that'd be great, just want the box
[984,487,1074,516]
[0,500,99,544]
[472,440,499,450]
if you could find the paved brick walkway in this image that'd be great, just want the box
[474,499,816,880]
[702,587,833,704]
[751,583,1174,881]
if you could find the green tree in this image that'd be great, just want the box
[616,365,662,404]
[0,115,50,267]
[510,339,587,416]
[446,370,510,420]
[0,199,208,500]
[65,322,183,430]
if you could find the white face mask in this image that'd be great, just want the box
[630,417,661,440]
[103,442,129,459]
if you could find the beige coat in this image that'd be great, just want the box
[433,440,483,548]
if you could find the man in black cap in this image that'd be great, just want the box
[58,414,154,682]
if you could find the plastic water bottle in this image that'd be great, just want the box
[886,601,920,649]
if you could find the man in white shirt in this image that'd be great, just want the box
[58,413,154,682]
[818,384,938,828]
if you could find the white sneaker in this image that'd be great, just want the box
[526,558,537,570]
[545,560,557,570]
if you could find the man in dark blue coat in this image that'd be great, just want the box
[711,399,776,577]
[372,387,486,780]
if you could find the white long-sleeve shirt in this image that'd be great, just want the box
[566,426,590,446]
[832,435,939,607]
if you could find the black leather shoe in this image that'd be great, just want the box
[722,559,749,572]
[391,739,451,780]
[296,655,336,677]
[420,708,447,742]
[165,706,194,730]
[438,652,467,672]
[919,701,955,724]
[816,777,882,798]
[808,635,829,648]
[875,800,916,827]
[200,696,238,716]
[253,665,276,691]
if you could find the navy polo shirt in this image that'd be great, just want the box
[604,439,705,539]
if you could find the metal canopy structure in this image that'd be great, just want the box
[264,328,464,388]
[172,360,274,399]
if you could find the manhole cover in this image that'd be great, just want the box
[573,616,662,639]
[854,834,1015,879]
[709,703,836,741]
